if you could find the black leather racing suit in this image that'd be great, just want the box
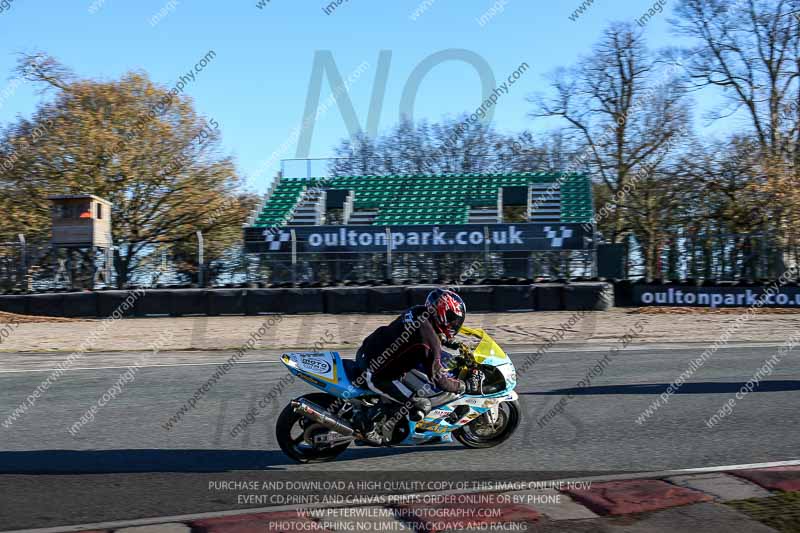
[355,306,466,403]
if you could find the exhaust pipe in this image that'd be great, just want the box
[292,399,355,436]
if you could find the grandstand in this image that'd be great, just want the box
[242,171,595,283]
[246,172,593,229]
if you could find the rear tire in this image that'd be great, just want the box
[276,393,352,463]
[453,400,520,449]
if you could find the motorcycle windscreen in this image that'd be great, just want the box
[459,326,508,364]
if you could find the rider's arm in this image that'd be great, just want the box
[420,322,466,394]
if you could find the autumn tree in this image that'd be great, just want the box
[170,191,260,283]
[0,54,245,286]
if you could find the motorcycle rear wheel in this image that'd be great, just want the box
[453,400,520,449]
[276,393,352,463]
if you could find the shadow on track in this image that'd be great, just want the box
[0,446,459,474]
[521,380,800,396]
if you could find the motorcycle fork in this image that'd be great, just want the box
[485,405,501,425]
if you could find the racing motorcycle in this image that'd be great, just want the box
[275,326,520,463]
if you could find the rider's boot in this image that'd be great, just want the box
[353,405,383,446]
[361,426,384,445]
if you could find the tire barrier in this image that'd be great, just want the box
[406,286,438,307]
[0,294,29,315]
[281,288,325,314]
[458,286,495,312]
[1,283,615,317]
[207,289,246,316]
[134,290,173,317]
[170,289,209,317]
[492,285,534,312]
[613,279,634,307]
[323,288,370,314]
[564,283,613,311]
[534,284,565,311]
[246,289,286,315]
[63,292,99,318]
[367,287,409,313]
[96,291,139,318]
[28,293,65,317]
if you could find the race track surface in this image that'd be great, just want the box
[1,344,798,530]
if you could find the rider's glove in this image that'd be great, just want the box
[464,368,485,395]
[458,343,478,369]
[444,339,474,361]
[457,342,473,358]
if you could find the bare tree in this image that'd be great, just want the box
[674,0,799,158]
[673,0,800,244]
[328,117,521,176]
[531,22,692,255]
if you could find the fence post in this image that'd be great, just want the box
[94,246,113,287]
[386,228,392,280]
[527,252,533,280]
[196,230,205,287]
[17,233,26,292]
[483,226,490,278]
[241,243,249,285]
[291,229,297,285]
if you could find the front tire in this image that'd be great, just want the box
[276,393,352,463]
[453,400,520,449]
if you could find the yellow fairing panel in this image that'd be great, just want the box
[459,326,508,363]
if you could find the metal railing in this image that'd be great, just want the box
[0,240,595,291]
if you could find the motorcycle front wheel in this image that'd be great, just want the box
[453,400,520,449]
[276,393,352,463]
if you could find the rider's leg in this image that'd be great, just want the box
[365,371,431,421]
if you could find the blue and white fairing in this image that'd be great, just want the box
[279,326,518,444]
[281,351,372,398]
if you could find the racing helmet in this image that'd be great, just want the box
[425,288,466,340]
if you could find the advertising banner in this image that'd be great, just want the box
[243,223,591,254]
[633,285,800,308]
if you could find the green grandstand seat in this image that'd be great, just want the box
[251,172,592,227]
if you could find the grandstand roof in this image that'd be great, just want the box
[249,172,592,227]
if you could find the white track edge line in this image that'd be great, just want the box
[0,343,790,374]
[0,360,284,374]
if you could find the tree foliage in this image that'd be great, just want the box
[0,54,247,286]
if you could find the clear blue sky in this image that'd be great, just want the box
[0,0,698,193]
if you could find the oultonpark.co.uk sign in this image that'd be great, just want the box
[243,223,590,253]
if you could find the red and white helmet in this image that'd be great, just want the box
[425,289,466,340]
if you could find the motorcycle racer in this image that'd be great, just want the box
[355,288,484,422]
